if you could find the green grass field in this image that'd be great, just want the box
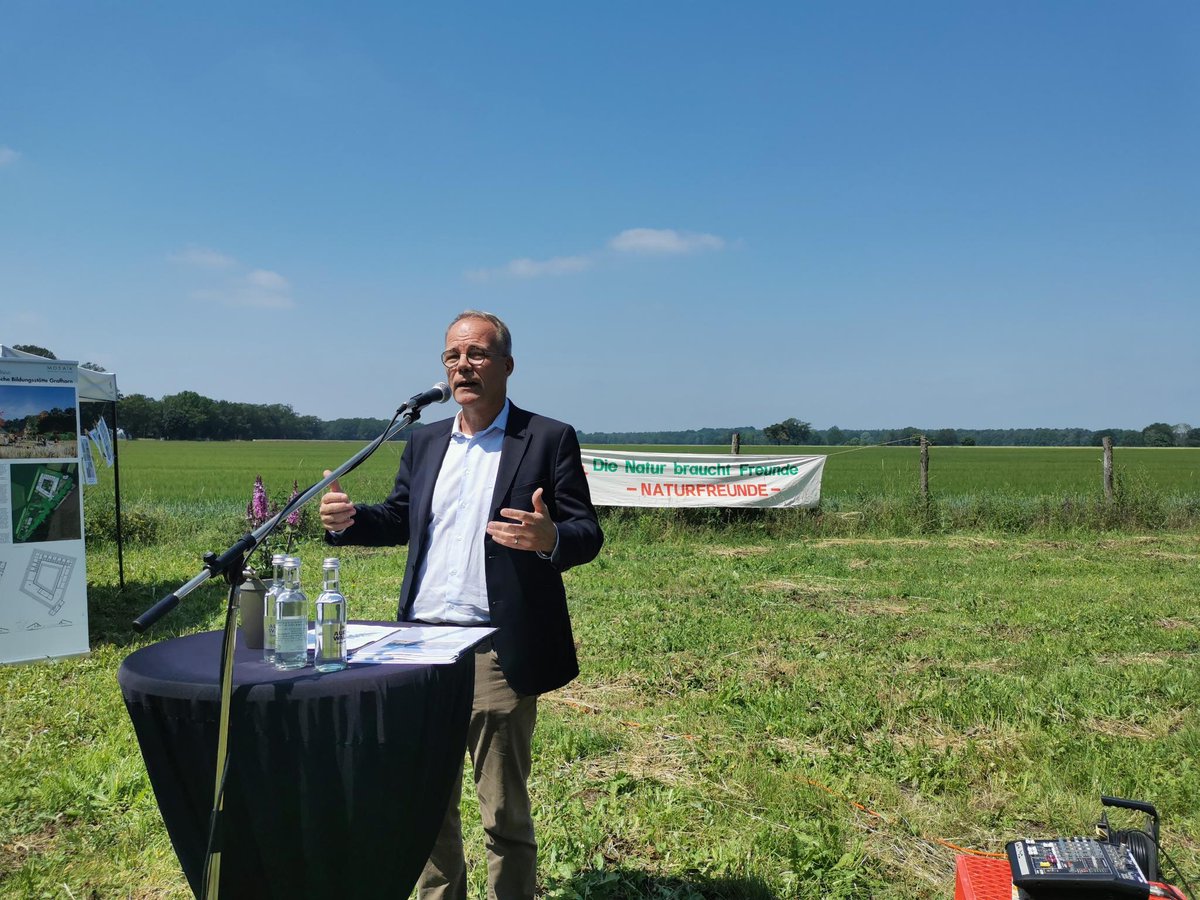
[106,439,1200,506]
[2,441,1198,898]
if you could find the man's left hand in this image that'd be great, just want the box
[488,487,557,554]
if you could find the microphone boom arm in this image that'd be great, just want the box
[133,391,444,632]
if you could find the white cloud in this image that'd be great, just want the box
[464,226,727,282]
[245,269,289,290]
[189,268,293,309]
[609,228,725,255]
[172,246,294,308]
[0,146,20,166]
[169,244,238,269]
[192,280,294,310]
[466,255,593,282]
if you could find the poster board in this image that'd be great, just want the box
[0,357,90,663]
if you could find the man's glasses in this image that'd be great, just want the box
[441,347,500,368]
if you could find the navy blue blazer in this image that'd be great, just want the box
[327,403,603,695]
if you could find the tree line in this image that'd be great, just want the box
[581,421,1200,448]
[106,397,1200,447]
[116,392,421,442]
[10,348,1199,447]
[0,407,78,441]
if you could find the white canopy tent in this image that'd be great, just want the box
[1,345,126,587]
[1,345,118,401]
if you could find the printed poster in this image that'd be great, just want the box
[0,358,90,663]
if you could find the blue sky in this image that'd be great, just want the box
[2,3,1196,432]
[0,386,76,421]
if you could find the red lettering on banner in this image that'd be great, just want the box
[634,482,775,498]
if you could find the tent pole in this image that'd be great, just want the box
[111,400,125,589]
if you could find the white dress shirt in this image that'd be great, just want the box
[408,401,510,625]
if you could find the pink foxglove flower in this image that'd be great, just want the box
[286,480,302,527]
[249,475,270,527]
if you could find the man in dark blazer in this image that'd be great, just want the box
[320,311,602,900]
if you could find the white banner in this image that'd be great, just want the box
[582,450,826,508]
[0,358,90,664]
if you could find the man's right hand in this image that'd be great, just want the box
[319,470,356,532]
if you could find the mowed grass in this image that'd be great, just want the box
[2,441,1199,898]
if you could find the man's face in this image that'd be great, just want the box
[443,317,513,418]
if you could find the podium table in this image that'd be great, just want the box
[119,626,474,899]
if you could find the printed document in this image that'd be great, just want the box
[350,623,496,665]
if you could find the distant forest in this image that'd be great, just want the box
[7,348,1188,449]
[103,392,1197,448]
[577,423,1200,448]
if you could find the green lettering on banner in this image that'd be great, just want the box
[593,458,619,472]
[625,460,665,475]
[673,462,732,477]
[738,463,799,477]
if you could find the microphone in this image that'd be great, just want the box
[400,382,451,412]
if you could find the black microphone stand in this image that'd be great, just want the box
[131,393,444,900]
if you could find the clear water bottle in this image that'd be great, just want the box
[314,558,348,673]
[273,556,309,670]
[262,553,286,663]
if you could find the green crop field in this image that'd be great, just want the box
[106,440,1200,507]
[2,440,1198,898]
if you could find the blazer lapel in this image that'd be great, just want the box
[412,421,453,540]
[490,405,530,515]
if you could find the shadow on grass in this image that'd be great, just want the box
[87,578,230,649]
[546,867,779,900]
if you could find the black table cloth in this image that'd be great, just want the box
[119,625,474,899]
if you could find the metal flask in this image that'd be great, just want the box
[237,569,267,649]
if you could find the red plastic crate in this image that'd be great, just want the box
[954,853,1187,900]
[955,855,1013,900]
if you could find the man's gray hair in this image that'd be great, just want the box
[448,310,512,356]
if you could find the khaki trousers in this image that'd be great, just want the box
[417,647,538,900]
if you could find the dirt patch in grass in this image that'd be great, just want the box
[962,656,1020,674]
[763,733,832,759]
[810,536,1005,552]
[0,817,61,878]
[753,577,848,602]
[1141,550,1199,562]
[1097,536,1162,550]
[704,545,771,557]
[559,672,666,710]
[761,584,914,618]
[886,723,1023,757]
[1084,716,1159,740]
[1158,618,1196,631]
[746,645,802,684]
[576,727,704,791]
[1096,649,1194,667]
[812,537,938,549]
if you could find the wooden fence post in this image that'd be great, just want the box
[731,432,740,455]
[1103,436,1114,501]
[919,435,929,500]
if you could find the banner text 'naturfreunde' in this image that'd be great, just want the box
[581,451,824,509]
